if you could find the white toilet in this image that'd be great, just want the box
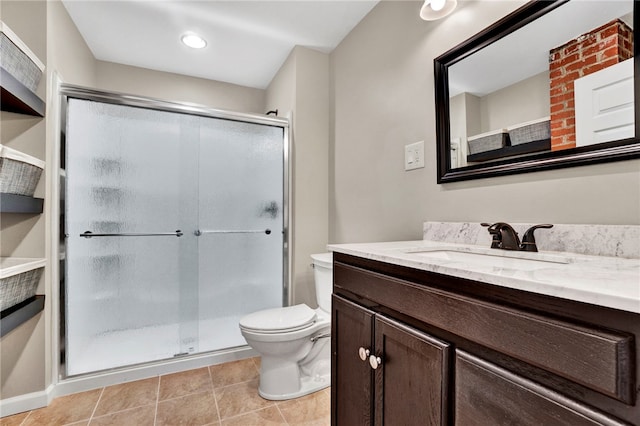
[239,252,333,400]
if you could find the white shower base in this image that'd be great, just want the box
[67,315,246,376]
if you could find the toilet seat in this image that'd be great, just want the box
[239,304,317,334]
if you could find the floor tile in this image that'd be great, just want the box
[0,357,330,426]
[156,391,218,426]
[89,405,155,426]
[251,357,261,371]
[277,389,331,426]
[209,358,259,388]
[22,389,101,426]
[0,411,30,426]
[93,377,158,416]
[158,367,212,401]
[215,379,273,419]
[220,406,287,426]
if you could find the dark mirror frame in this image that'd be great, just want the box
[434,0,639,183]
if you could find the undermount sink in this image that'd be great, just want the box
[404,247,571,271]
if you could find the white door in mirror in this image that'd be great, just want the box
[405,141,425,171]
[575,58,634,146]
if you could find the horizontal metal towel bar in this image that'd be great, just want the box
[195,229,271,236]
[80,230,183,238]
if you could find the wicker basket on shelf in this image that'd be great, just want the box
[0,144,45,196]
[0,267,43,311]
[0,20,45,91]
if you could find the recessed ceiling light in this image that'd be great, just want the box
[181,33,207,49]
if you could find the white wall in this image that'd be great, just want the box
[329,0,640,245]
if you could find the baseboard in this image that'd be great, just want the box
[54,346,257,399]
[1,346,256,418]
[0,384,54,417]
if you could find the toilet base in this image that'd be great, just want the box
[256,335,331,401]
[258,371,330,400]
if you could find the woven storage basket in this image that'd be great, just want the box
[467,129,509,154]
[0,144,45,196]
[0,267,43,311]
[508,117,551,146]
[0,21,45,92]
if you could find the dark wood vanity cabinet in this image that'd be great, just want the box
[331,252,639,426]
[331,295,373,425]
[331,295,450,426]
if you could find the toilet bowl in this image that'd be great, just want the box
[239,252,333,400]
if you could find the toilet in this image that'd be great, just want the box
[239,252,333,400]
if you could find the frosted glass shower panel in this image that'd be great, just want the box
[64,94,287,376]
[198,119,284,352]
[65,100,199,375]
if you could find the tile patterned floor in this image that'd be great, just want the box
[1,357,330,426]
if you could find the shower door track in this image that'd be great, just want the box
[58,84,291,382]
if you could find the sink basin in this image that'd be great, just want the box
[404,248,570,271]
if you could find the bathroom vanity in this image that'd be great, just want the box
[329,238,640,425]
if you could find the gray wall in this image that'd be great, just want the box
[266,46,330,308]
[329,0,640,245]
[480,71,550,133]
[96,61,265,114]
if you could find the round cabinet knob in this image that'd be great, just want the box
[358,347,370,361]
[369,354,383,370]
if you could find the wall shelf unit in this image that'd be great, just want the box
[0,66,45,117]
[0,193,44,213]
[1,8,48,412]
[0,295,45,337]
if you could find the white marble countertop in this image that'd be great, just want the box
[328,240,640,314]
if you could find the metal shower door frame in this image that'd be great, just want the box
[58,84,291,379]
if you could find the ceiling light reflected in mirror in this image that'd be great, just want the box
[181,33,207,49]
[420,0,457,21]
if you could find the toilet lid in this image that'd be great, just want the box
[240,304,317,333]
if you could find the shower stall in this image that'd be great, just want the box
[60,86,289,377]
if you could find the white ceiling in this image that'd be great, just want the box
[62,0,380,89]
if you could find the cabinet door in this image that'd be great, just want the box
[455,350,626,426]
[332,295,374,425]
[373,315,450,426]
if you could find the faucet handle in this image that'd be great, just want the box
[521,224,553,252]
[481,222,504,249]
[480,222,502,248]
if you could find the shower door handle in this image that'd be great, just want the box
[195,229,272,236]
[80,230,184,238]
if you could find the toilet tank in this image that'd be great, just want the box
[311,252,333,313]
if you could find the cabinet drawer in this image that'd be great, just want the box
[334,262,634,403]
[455,350,628,426]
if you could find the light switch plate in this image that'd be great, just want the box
[405,141,424,171]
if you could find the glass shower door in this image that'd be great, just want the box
[64,93,288,376]
[65,100,199,375]
[197,118,285,352]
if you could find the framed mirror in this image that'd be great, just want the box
[434,0,638,183]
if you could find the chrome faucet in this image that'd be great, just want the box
[481,222,553,252]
